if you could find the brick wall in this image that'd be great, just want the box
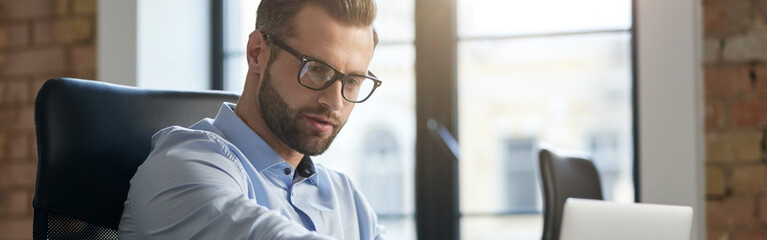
[704,0,767,239]
[0,0,96,239]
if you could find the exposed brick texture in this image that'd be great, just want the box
[707,196,755,228]
[14,107,34,131]
[52,18,92,43]
[708,229,730,240]
[0,134,6,159]
[1,48,66,75]
[1,190,31,216]
[704,37,722,64]
[733,229,767,240]
[706,131,762,162]
[0,0,97,238]
[705,64,751,97]
[54,0,68,16]
[6,133,28,160]
[69,45,94,72]
[1,80,29,104]
[731,165,767,194]
[704,0,753,37]
[0,0,54,20]
[705,0,767,239]
[706,166,727,197]
[72,0,95,14]
[0,163,37,189]
[33,22,52,45]
[723,20,767,62]
[7,24,29,47]
[0,26,8,48]
[707,98,726,130]
[707,229,729,240]
[761,197,767,224]
[0,219,33,239]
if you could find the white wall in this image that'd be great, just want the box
[98,0,210,90]
[98,0,137,87]
[636,0,704,239]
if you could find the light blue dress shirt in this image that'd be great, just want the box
[119,103,385,239]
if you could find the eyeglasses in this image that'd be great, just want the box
[262,33,382,103]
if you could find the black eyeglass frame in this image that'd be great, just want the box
[262,33,382,103]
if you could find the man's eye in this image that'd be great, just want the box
[345,78,361,86]
[310,66,329,73]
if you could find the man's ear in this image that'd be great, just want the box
[246,30,266,75]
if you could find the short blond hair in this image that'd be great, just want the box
[256,0,378,46]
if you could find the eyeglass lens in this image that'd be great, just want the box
[299,60,377,102]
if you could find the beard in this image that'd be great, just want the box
[258,64,345,156]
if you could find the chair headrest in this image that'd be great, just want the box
[33,78,239,229]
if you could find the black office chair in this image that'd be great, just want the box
[32,78,239,239]
[538,147,603,240]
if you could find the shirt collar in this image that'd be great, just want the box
[296,155,317,178]
[212,103,319,185]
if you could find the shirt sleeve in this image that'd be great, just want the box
[120,128,335,240]
[345,173,388,240]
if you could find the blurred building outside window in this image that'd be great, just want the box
[457,0,634,239]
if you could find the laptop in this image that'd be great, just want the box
[559,198,693,240]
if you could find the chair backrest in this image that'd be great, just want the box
[538,147,603,240]
[32,78,240,239]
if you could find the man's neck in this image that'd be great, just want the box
[275,147,304,170]
[233,104,304,170]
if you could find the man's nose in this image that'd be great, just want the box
[317,80,344,111]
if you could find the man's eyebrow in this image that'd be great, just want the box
[310,56,369,76]
[348,70,369,76]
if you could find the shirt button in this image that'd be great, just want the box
[283,168,291,175]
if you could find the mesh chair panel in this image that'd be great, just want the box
[34,210,118,240]
[47,212,118,240]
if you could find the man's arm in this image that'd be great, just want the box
[340,172,387,240]
[121,128,333,239]
[353,189,387,240]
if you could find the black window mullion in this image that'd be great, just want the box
[414,0,459,239]
[631,0,640,203]
[210,0,224,90]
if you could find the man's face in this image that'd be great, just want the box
[256,5,375,156]
[258,62,339,156]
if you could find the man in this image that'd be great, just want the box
[118,0,385,239]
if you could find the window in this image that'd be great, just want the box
[457,0,634,238]
[219,0,259,92]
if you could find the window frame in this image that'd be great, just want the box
[211,0,225,90]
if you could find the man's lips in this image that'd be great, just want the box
[305,114,336,126]
[304,114,336,132]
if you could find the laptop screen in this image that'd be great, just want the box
[559,198,693,240]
